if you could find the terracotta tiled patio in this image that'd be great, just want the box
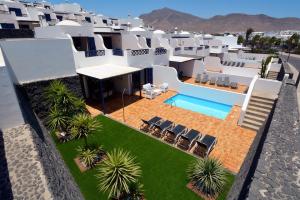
[183,77,248,94]
[87,91,256,173]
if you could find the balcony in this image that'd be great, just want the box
[85,50,105,57]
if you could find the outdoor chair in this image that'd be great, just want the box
[230,82,238,89]
[201,74,209,84]
[224,77,230,87]
[140,116,162,132]
[209,77,216,85]
[231,62,236,66]
[164,124,187,144]
[151,120,174,138]
[159,83,169,93]
[240,63,245,67]
[216,77,224,86]
[177,129,201,150]
[193,135,217,158]
[223,61,228,66]
[195,74,201,83]
[235,62,241,67]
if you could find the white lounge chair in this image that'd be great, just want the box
[160,83,168,93]
[145,90,156,99]
[142,83,162,98]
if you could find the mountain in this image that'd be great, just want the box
[140,8,300,33]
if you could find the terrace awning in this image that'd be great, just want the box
[169,56,194,63]
[76,64,141,80]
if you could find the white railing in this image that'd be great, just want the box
[265,57,273,76]
[238,75,259,125]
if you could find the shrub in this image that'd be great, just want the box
[96,149,142,199]
[77,146,97,168]
[187,158,226,197]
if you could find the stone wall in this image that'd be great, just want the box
[227,87,278,200]
[14,75,85,200]
[227,80,300,200]
[22,75,83,121]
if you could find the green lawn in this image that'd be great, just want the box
[53,115,235,200]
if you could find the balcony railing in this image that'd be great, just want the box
[85,50,105,57]
[154,47,167,55]
[184,47,193,51]
[112,48,124,56]
[131,49,149,56]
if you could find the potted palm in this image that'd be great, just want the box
[96,149,142,199]
[187,158,226,199]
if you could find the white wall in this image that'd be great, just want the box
[222,66,259,77]
[205,71,253,86]
[122,34,141,49]
[204,56,223,72]
[35,25,94,38]
[0,38,77,84]
[253,78,282,97]
[153,65,245,106]
[0,67,25,130]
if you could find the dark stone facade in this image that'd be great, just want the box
[15,75,85,200]
[22,75,83,121]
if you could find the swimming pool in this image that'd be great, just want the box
[164,94,232,120]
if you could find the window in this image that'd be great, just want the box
[44,14,51,22]
[0,23,15,29]
[85,17,91,23]
[56,15,63,21]
[9,7,22,17]
[102,19,107,24]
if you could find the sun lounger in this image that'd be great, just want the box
[226,62,232,66]
[223,61,228,66]
[193,135,217,157]
[140,116,162,131]
[195,74,201,83]
[177,129,201,150]
[230,82,238,89]
[235,62,241,67]
[201,74,209,84]
[164,124,187,144]
[209,77,216,85]
[240,63,245,67]
[216,77,224,86]
[231,62,236,66]
[224,77,230,87]
[152,120,174,137]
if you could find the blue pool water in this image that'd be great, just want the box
[164,94,232,120]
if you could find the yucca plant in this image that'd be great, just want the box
[187,158,226,197]
[71,113,101,147]
[96,149,142,199]
[77,146,97,168]
[47,106,69,131]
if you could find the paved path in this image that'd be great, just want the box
[280,53,300,72]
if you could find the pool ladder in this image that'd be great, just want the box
[169,99,176,108]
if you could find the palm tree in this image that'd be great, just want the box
[237,35,244,45]
[187,158,226,197]
[47,106,69,131]
[287,33,300,61]
[71,113,101,148]
[44,80,80,115]
[245,28,254,46]
[96,149,142,199]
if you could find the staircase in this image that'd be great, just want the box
[266,71,278,80]
[241,95,275,131]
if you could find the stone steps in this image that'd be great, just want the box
[241,95,275,131]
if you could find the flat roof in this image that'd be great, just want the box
[169,56,194,63]
[176,54,204,59]
[76,64,141,80]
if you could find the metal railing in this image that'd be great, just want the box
[85,50,105,57]
[131,49,149,56]
[154,47,167,55]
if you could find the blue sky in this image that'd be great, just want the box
[49,0,300,19]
